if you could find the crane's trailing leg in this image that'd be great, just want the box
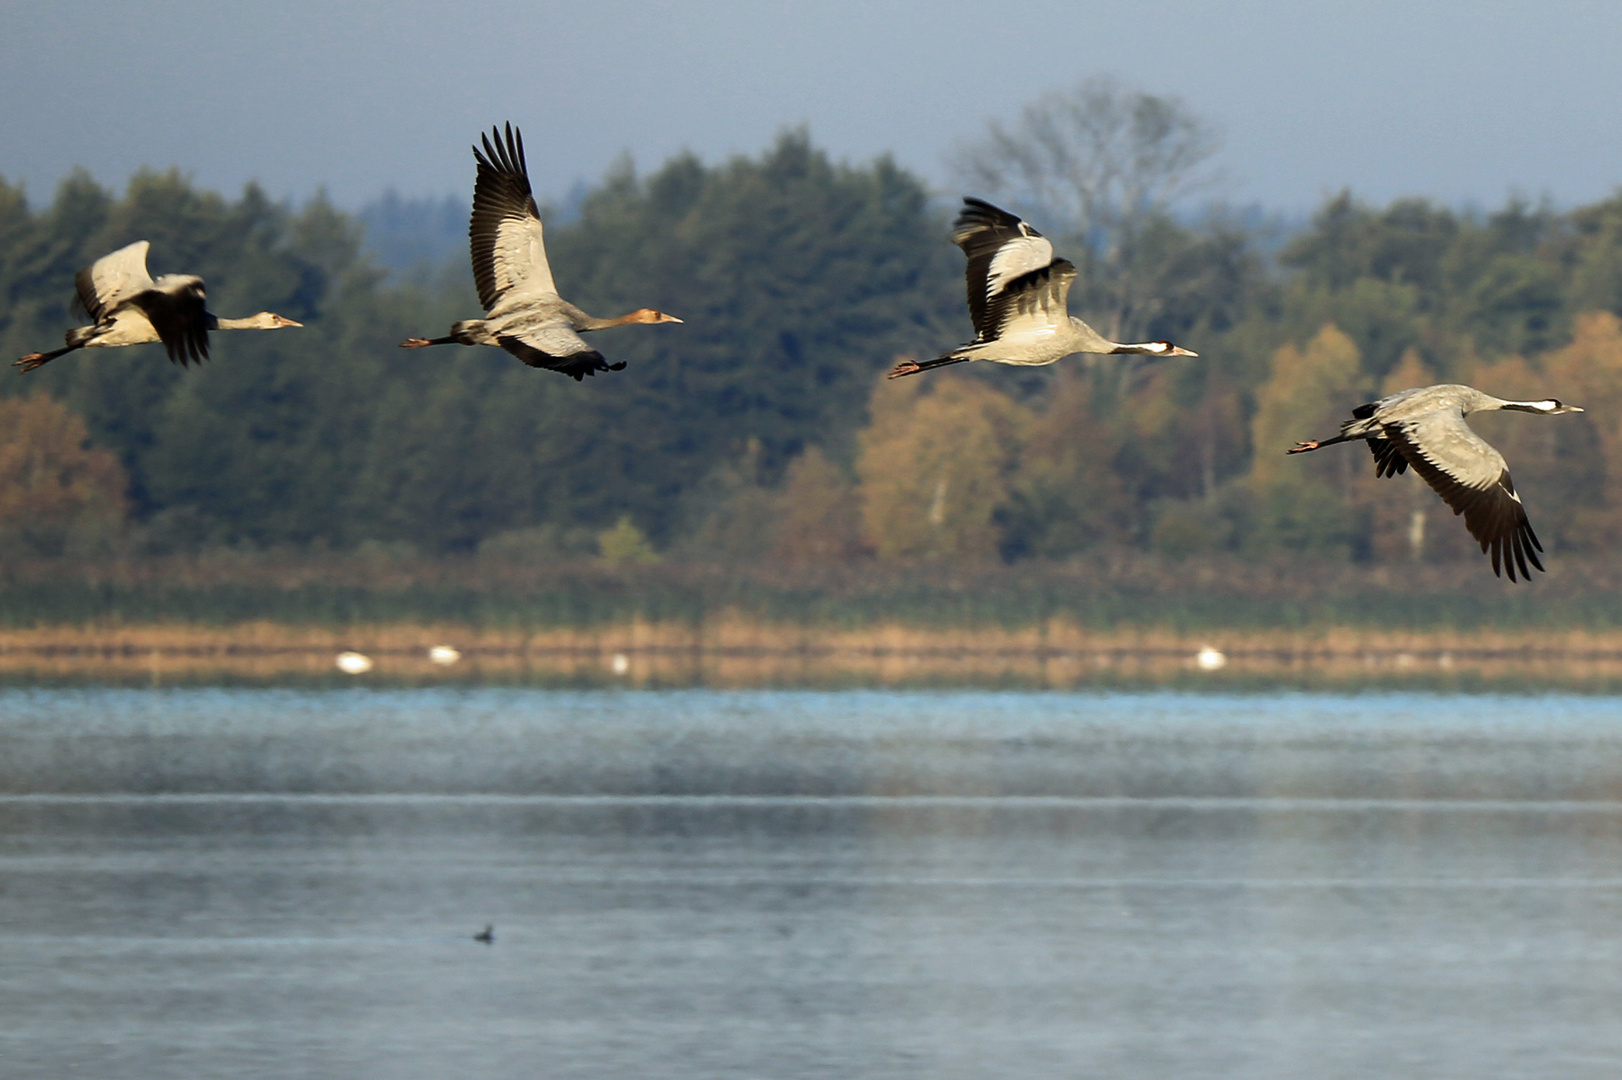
[887,354,970,379]
[13,344,81,373]
[399,336,466,349]
[1287,431,1359,454]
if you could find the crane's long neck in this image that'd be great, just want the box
[1065,317,1163,355]
[207,312,300,331]
[1066,317,1118,353]
[576,310,650,331]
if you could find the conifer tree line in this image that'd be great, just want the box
[5,128,1622,568]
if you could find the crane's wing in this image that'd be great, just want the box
[470,123,557,311]
[76,241,155,323]
[498,326,625,381]
[980,258,1078,343]
[127,275,210,366]
[953,198,1057,341]
[1382,411,1544,581]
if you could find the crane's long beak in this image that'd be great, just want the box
[276,316,303,328]
[662,315,684,324]
[1168,346,1198,357]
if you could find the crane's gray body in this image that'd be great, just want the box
[406,124,679,381]
[14,240,298,372]
[1339,384,1513,490]
[891,199,1193,378]
[1292,383,1582,580]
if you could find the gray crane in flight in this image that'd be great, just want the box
[1288,384,1585,581]
[889,197,1196,379]
[14,241,301,373]
[400,123,682,380]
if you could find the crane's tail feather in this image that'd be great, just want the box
[888,353,970,379]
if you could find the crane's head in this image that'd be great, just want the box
[630,308,683,325]
[1510,398,1583,414]
[250,312,303,329]
[1146,341,1197,357]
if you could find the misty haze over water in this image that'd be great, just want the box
[4,689,1622,1078]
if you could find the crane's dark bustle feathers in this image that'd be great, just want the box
[1351,401,1378,420]
[979,259,1076,341]
[1368,437,1409,477]
[497,335,624,380]
[128,281,210,366]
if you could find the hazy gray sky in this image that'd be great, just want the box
[5,0,1622,213]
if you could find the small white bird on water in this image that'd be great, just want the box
[14,241,301,373]
[1288,384,1584,581]
[401,123,682,380]
[335,651,374,675]
[889,197,1196,379]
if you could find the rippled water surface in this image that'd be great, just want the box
[4,688,1622,1079]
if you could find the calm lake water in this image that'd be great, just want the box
[4,688,1622,1079]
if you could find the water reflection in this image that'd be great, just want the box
[3,690,1622,1078]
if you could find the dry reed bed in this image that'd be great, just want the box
[4,617,1622,687]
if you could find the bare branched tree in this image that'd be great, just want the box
[951,76,1221,341]
[952,75,1219,248]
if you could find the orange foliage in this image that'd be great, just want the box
[0,394,128,555]
[856,370,1030,561]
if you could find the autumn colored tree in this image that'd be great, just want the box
[1248,325,1371,556]
[772,446,864,562]
[0,394,127,555]
[999,372,1131,558]
[1463,313,1622,553]
[857,372,1030,561]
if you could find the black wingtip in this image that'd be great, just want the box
[953,196,1027,234]
[509,123,526,176]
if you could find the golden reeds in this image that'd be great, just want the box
[6,615,1622,689]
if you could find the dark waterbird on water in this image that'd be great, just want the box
[1288,383,1584,581]
[401,123,682,380]
[473,925,494,944]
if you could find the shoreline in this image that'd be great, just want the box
[5,618,1622,689]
